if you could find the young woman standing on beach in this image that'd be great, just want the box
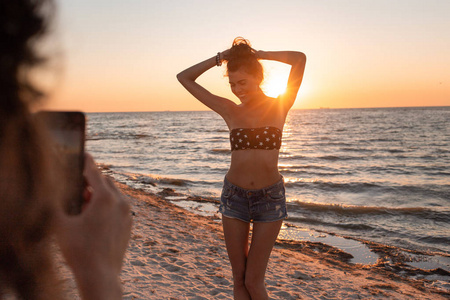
[177,38,306,299]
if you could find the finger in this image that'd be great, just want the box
[104,178,130,212]
[82,185,93,212]
[83,153,105,189]
[104,176,119,191]
[53,200,77,238]
[103,177,125,204]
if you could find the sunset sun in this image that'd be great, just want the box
[263,76,288,98]
[261,61,291,98]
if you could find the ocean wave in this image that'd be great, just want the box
[121,173,193,187]
[286,180,450,200]
[211,149,230,154]
[386,149,406,154]
[287,201,450,220]
[280,165,334,170]
[285,180,381,192]
[280,154,307,160]
[367,138,397,142]
[316,155,357,161]
[280,169,346,177]
[286,215,375,231]
[433,148,450,154]
[111,170,224,190]
[87,133,154,140]
[208,137,228,142]
[418,235,450,246]
[430,171,450,176]
[392,184,450,202]
[340,147,373,152]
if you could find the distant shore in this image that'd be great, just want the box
[57,175,449,299]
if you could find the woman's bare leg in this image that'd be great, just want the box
[245,220,283,299]
[222,216,251,300]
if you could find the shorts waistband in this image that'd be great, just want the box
[223,175,284,197]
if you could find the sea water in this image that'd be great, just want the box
[86,107,450,259]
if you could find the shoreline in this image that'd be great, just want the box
[100,163,450,263]
[58,173,449,299]
[149,179,450,275]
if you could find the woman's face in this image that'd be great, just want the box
[228,68,261,103]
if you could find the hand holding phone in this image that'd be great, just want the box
[55,154,132,299]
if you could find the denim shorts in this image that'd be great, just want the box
[219,176,288,223]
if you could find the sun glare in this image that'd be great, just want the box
[263,75,288,98]
[261,61,291,98]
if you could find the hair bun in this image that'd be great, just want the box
[225,37,263,84]
[229,37,255,60]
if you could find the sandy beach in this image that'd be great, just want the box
[57,177,449,299]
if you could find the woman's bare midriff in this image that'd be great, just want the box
[226,149,281,189]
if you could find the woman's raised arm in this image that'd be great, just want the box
[177,52,236,118]
[257,50,306,111]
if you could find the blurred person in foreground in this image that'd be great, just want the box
[178,38,306,299]
[0,0,132,299]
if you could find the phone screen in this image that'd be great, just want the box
[36,111,86,215]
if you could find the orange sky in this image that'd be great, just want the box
[40,0,450,112]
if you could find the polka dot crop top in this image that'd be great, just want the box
[230,126,282,151]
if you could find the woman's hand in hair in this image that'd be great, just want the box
[220,48,231,62]
[55,153,132,300]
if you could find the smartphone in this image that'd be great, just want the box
[35,111,86,215]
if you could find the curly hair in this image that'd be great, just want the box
[0,0,62,298]
[225,37,264,85]
[0,0,53,111]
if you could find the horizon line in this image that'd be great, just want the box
[83,105,450,114]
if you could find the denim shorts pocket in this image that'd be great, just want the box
[265,186,285,202]
[221,185,234,199]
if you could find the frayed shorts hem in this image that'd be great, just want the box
[221,213,287,224]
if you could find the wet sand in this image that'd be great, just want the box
[58,178,449,299]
